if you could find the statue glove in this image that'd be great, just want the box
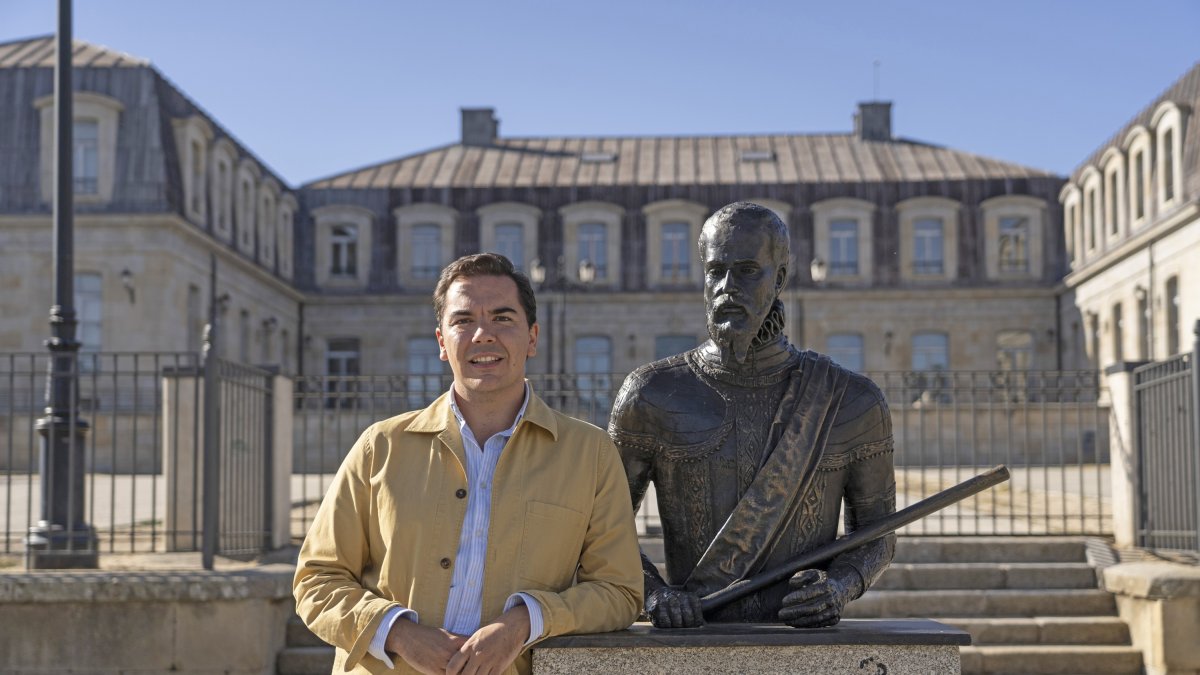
[645,585,704,628]
[778,569,850,628]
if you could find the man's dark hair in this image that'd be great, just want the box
[698,201,792,268]
[433,252,538,327]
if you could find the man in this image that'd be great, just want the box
[610,202,896,628]
[295,253,642,675]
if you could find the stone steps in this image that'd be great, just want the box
[277,645,333,675]
[844,589,1116,618]
[936,617,1130,646]
[960,645,1145,674]
[893,536,1088,564]
[874,562,1099,590]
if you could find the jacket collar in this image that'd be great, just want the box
[405,381,559,441]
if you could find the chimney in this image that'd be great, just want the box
[854,101,892,142]
[461,107,498,146]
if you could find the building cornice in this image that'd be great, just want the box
[1063,200,1200,289]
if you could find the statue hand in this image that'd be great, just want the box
[778,569,849,628]
[645,585,704,628]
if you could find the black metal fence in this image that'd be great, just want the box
[291,368,1111,540]
[1,352,200,557]
[0,352,278,565]
[1133,324,1200,552]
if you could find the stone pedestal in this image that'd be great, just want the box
[533,619,970,674]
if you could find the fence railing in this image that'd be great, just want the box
[1,352,201,557]
[1133,330,1200,552]
[290,368,1111,540]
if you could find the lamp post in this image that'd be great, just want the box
[26,0,99,569]
[530,257,596,404]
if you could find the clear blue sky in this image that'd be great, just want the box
[3,0,1197,186]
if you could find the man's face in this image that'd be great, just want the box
[436,275,538,402]
[702,224,784,363]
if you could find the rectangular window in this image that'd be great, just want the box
[1088,313,1100,365]
[826,333,864,372]
[828,219,859,276]
[406,337,444,409]
[1108,172,1120,235]
[998,216,1029,273]
[73,119,99,194]
[412,224,442,280]
[187,284,201,353]
[1137,293,1151,360]
[654,334,696,360]
[912,218,944,275]
[75,272,102,372]
[330,224,358,276]
[578,222,608,278]
[191,139,204,214]
[1166,276,1180,356]
[1164,129,1175,202]
[995,330,1033,371]
[494,222,524,270]
[574,336,612,426]
[912,332,949,371]
[1112,302,1123,364]
[1086,188,1098,249]
[661,221,690,280]
[1066,203,1077,263]
[239,309,251,363]
[1134,151,1145,220]
[326,337,361,408]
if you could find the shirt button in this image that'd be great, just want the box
[440,557,451,569]
[455,488,467,499]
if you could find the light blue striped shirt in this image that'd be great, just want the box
[368,385,544,666]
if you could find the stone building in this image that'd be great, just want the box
[1057,62,1200,372]
[2,35,1074,397]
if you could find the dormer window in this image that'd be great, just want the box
[1152,101,1185,210]
[739,150,775,162]
[330,224,358,277]
[73,119,99,194]
[998,217,1028,273]
[581,152,616,163]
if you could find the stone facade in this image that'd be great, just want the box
[1,35,1196,390]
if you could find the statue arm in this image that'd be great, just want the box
[830,439,897,599]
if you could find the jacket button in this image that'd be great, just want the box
[455,488,467,499]
[440,557,451,569]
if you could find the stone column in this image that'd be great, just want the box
[270,373,293,549]
[162,367,203,552]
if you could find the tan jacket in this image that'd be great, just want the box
[293,387,643,674]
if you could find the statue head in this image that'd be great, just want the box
[698,202,790,364]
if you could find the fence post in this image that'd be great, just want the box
[1105,360,1142,548]
[201,258,221,570]
[1192,320,1200,552]
[270,373,294,548]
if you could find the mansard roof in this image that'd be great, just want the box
[0,35,149,68]
[1071,61,1200,183]
[304,133,1058,191]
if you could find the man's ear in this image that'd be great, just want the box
[436,327,448,362]
[775,266,788,292]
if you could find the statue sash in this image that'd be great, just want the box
[683,354,849,596]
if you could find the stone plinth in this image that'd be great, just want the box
[533,619,969,674]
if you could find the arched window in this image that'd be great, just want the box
[812,198,874,284]
[1152,102,1185,209]
[1166,276,1180,356]
[314,204,374,288]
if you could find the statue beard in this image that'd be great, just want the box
[708,318,757,365]
[707,299,786,365]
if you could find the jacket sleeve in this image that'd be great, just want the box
[293,426,403,671]
[520,434,644,640]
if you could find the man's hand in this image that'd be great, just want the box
[645,585,704,628]
[385,619,466,675]
[445,604,530,675]
[778,569,851,628]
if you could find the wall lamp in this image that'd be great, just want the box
[120,268,135,303]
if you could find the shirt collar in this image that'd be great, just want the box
[448,382,531,441]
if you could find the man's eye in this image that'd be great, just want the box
[495,315,512,322]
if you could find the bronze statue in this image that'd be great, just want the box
[610,201,896,628]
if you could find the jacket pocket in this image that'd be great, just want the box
[517,500,587,590]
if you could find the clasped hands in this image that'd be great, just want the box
[645,568,850,629]
[386,604,529,675]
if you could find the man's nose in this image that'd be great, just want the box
[716,269,739,295]
[472,323,497,342]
